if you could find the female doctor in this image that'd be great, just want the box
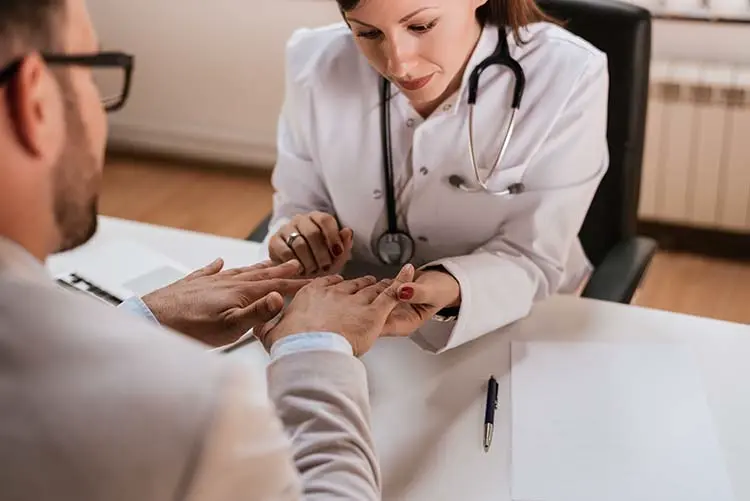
[263,0,610,354]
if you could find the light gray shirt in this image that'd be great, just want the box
[0,236,381,501]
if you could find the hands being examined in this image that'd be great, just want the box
[142,220,461,355]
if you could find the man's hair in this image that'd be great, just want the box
[0,0,65,65]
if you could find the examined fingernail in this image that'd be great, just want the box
[399,287,414,300]
[332,245,343,256]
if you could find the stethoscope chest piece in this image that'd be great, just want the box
[376,231,415,266]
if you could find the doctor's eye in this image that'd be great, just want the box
[409,19,439,34]
[356,29,383,40]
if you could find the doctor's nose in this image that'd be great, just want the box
[383,39,418,79]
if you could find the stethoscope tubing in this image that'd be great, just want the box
[375,26,526,264]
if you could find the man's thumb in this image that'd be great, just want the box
[235,292,285,330]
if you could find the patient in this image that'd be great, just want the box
[0,0,412,499]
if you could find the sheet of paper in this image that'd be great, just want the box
[510,341,735,501]
[363,336,513,501]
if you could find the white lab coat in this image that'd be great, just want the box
[264,21,609,354]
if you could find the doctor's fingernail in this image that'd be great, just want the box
[399,287,414,300]
[332,245,343,256]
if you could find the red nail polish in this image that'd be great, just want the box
[332,245,343,256]
[399,287,414,300]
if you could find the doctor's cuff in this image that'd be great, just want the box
[413,255,493,353]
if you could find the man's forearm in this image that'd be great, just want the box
[267,350,381,500]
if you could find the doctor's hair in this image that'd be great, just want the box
[335,0,559,44]
[0,0,65,65]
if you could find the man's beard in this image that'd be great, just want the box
[52,80,102,253]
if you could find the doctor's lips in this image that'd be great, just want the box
[396,74,434,91]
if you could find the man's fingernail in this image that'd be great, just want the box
[399,287,414,300]
[332,245,343,256]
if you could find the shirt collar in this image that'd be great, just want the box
[0,235,51,284]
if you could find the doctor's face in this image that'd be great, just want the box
[341,0,486,114]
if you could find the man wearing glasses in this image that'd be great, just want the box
[0,0,412,499]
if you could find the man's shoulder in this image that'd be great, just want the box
[0,274,241,431]
[0,275,258,499]
[0,274,221,364]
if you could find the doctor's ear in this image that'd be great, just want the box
[472,0,490,9]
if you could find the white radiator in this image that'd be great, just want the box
[639,60,750,233]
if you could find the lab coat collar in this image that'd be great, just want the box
[0,235,51,285]
[447,23,504,116]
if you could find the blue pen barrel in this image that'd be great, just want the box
[485,376,498,423]
[483,376,499,451]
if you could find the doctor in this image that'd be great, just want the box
[264,0,610,353]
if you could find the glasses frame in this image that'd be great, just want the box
[0,51,134,112]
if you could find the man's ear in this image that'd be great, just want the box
[9,53,64,162]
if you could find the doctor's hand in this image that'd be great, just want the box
[254,265,413,357]
[141,258,310,348]
[383,268,461,337]
[269,212,354,278]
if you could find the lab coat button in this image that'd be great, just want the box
[418,236,429,243]
[406,118,416,128]
[373,189,383,199]
[419,166,429,176]
[443,104,452,111]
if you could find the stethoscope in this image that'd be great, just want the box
[375,27,527,266]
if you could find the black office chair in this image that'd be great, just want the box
[535,0,657,303]
[248,0,657,304]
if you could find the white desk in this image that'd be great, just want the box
[48,216,750,501]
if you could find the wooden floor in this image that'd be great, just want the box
[101,153,750,325]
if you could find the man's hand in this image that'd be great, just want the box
[256,264,415,356]
[383,269,461,337]
[141,258,310,347]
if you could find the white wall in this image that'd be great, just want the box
[90,1,750,169]
[90,0,342,167]
[652,19,750,64]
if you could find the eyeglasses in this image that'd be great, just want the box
[0,51,134,113]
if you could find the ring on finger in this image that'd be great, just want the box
[286,232,301,248]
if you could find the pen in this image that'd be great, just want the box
[484,375,498,452]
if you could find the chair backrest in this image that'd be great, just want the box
[536,0,652,267]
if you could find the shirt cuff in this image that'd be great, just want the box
[270,332,353,361]
[118,296,160,325]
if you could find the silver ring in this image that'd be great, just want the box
[285,232,301,247]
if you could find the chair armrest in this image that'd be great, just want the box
[247,213,272,242]
[581,236,657,304]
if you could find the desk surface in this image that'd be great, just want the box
[48,216,750,501]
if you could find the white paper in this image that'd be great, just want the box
[510,341,735,501]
